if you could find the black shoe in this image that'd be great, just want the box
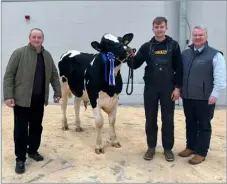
[164,149,174,162]
[28,152,44,161]
[15,161,25,174]
[143,147,155,160]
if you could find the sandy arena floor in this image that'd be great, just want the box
[2,103,226,183]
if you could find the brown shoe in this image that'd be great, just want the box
[188,154,205,165]
[143,148,155,160]
[178,148,193,157]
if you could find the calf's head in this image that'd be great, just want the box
[91,33,135,63]
[91,33,136,77]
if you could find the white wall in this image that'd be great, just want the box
[1,1,179,104]
[2,1,226,105]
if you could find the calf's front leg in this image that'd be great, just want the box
[108,100,121,148]
[92,104,105,154]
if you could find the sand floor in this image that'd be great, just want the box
[2,104,226,183]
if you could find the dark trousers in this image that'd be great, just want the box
[144,86,175,150]
[182,98,215,157]
[13,95,44,162]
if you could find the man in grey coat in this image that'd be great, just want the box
[178,26,226,164]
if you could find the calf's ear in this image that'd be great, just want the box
[219,51,224,55]
[91,41,102,52]
[122,33,134,45]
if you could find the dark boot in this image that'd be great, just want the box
[15,161,25,174]
[164,149,174,162]
[28,152,44,161]
[143,147,155,160]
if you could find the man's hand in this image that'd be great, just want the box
[4,98,15,108]
[129,49,136,57]
[171,88,180,101]
[208,96,217,104]
[54,97,61,103]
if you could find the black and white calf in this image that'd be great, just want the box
[58,33,135,154]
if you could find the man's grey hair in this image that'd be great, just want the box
[193,25,208,33]
[29,28,44,39]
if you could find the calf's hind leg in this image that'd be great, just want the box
[74,97,83,132]
[60,77,69,130]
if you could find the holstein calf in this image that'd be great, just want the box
[58,33,135,154]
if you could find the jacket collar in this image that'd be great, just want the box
[27,43,44,53]
[188,41,208,52]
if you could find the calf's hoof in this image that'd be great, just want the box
[95,144,104,154]
[62,125,69,131]
[95,148,104,154]
[112,142,121,148]
[75,127,83,132]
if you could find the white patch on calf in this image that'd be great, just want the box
[74,97,82,131]
[60,50,81,61]
[92,92,121,152]
[90,57,95,66]
[104,33,119,43]
[81,90,89,103]
[90,54,98,66]
[84,69,87,88]
[60,76,70,130]
[114,64,122,76]
[92,98,105,153]
[93,103,104,128]
[108,100,120,146]
[99,91,118,114]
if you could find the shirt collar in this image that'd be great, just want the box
[194,45,204,52]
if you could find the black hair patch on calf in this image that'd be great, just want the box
[58,32,136,155]
[58,33,135,107]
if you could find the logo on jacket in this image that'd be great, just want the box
[154,50,168,55]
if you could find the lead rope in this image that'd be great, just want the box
[126,57,134,95]
[115,48,136,95]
